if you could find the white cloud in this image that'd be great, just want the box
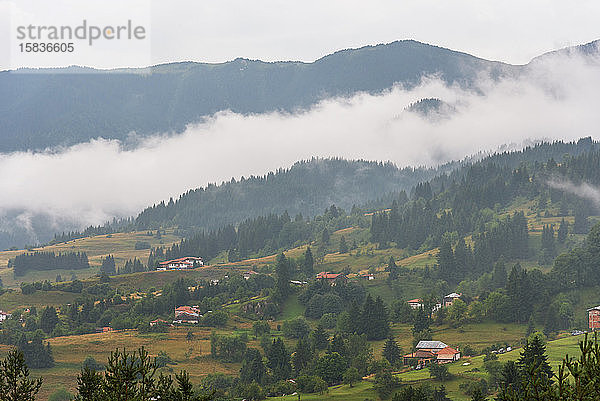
[1,0,599,70]
[0,51,598,238]
[547,179,600,209]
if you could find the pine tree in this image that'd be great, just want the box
[274,253,290,301]
[437,236,456,282]
[291,338,313,376]
[239,348,266,384]
[312,324,329,350]
[40,306,59,334]
[303,247,314,276]
[321,228,330,245]
[100,255,116,275]
[266,338,291,382]
[387,257,399,281]
[339,236,348,253]
[0,349,42,401]
[517,335,553,385]
[574,205,589,234]
[382,337,402,367]
[491,259,507,289]
[557,218,568,243]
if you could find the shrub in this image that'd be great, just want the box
[282,317,311,339]
[82,356,104,371]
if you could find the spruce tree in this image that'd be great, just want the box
[382,337,402,367]
[40,306,60,335]
[312,324,329,350]
[517,334,553,385]
[274,253,290,301]
[557,218,568,243]
[239,348,266,385]
[339,236,348,253]
[291,338,313,376]
[0,349,42,401]
[303,246,314,276]
[266,338,291,382]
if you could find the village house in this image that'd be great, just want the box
[359,272,375,281]
[407,298,423,309]
[588,305,600,330]
[243,270,259,280]
[174,306,202,324]
[315,271,347,285]
[149,319,169,327]
[436,346,461,363]
[443,293,462,307]
[403,340,461,366]
[0,311,12,322]
[157,256,203,271]
[416,340,448,353]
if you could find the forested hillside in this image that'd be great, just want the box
[0,40,514,152]
[134,137,598,234]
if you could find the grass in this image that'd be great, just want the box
[0,230,183,288]
[0,289,80,310]
[270,333,587,401]
[0,326,246,401]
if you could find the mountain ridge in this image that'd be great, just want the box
[4,39,599,153]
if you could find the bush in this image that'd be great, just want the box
[319,313,338,329]
[459,379,488,397]
[210,333,247,362]
[134,241,151,250]
[252,321,271,337]
[296,375,327,394]
[82,356,104,371]
[429,363,452,382]
[202,310,228,327]
[282,317,311,339]
[48,387,72,401]
[155,350,174,368]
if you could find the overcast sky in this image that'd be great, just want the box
[1,0,599,70]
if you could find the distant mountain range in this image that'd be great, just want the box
[1,39,596,153]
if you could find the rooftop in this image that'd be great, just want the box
[416,340,448,350]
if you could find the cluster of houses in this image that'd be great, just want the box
[156,256,203,271]
[407,292,462,312]
[173,305,203,324]
[403,340,461,367]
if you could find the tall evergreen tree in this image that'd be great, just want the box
[382,337,402,367]
[291,338,313,376]
[100,255,116,275]
[491,258,507,289]
[40,306,59,335]
[239,348,266,385]
[0,349,42,401]
[339,236,348,253]
[266,338,291,382]
[517,334,553,385]
[303,247,314,276]
[557,218,568,243]
[274,253,291,301]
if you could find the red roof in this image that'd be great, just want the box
[437,346,459,355]
[316,272,342,279]
[175,306,200,314]
[407,298,422,303]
